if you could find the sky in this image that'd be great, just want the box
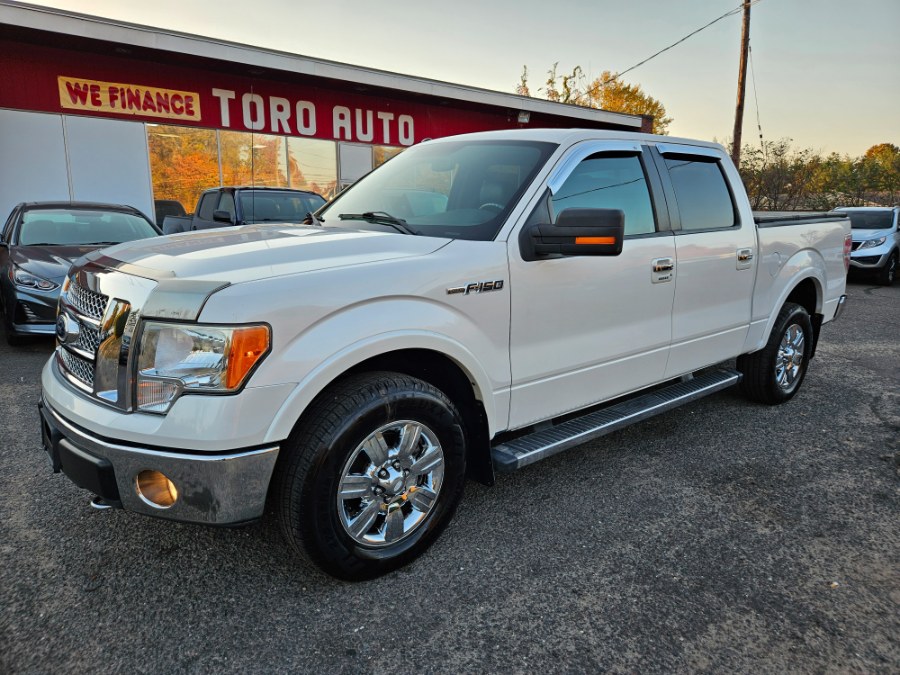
[23,0,900,156]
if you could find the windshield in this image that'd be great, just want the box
[239,191,327,223]
[318,140,557,240]
[18,209,159,246]
[846,211,893,230]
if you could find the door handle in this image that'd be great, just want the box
[652,257,674,272]
[737,248,754,262]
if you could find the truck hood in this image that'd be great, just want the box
[84,224,450,283]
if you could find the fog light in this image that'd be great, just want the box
[135,470,178,508]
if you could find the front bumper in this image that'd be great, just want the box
[38,397,280,525]
[5,285,60,335]
[849,249,891,269]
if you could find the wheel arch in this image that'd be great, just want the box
[265,339,498,486]
[749,263,825,357]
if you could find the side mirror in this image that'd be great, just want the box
[520,207,624,261]
[212,210,235,224]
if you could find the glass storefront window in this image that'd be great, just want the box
[147,124,218,215]
[374,145,404,168]
[220,131,288,188]
[287,137,338,198]
[148,127,342,208]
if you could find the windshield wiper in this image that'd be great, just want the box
[82,241,122,246]
[303,211,324,226]
[338,211,419,235]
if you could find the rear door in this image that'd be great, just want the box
[507,141,676,430]
[649,144,756,377]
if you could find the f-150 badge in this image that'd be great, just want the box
[446,280,504,295]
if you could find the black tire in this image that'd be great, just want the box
[275,371,467,580]
[877,251,897,286]
[737,302,813,405]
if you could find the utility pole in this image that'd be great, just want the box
[731,0,751,168]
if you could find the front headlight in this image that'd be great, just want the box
[11,265,59,291]
[136,321,270,413]
[857,236,886,250]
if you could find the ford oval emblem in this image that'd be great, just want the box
[56,313,81,345]
[56,314,68,342]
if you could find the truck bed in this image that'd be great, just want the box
[754,211,848,227]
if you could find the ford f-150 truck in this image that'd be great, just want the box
[39,129,850,580]
[161,186,326,234]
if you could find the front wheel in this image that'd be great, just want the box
[275,372,467,580]
[737,302,813,405]
[877,251,897,286]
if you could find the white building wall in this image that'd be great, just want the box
[0,109,154,224]
[64,116,154,220]
[0,109,70,221]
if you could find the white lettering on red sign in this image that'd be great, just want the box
[242,93,265,131]
[212,88,413,145]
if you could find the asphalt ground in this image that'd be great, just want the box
[0,278,897,674]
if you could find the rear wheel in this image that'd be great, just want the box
[275,372,467,580]
[737,302,813,405]
[877,251,896,286]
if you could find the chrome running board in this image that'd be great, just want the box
[491,369,742,472]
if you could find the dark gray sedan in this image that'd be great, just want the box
[0,202,160,345]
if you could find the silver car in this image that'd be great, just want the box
[836,207,899,286]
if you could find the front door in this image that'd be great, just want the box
[507,142,676,430]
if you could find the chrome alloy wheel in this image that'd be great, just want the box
[775,323,805,390]
[337,420,445,547]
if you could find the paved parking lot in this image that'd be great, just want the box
[1,279,897,673]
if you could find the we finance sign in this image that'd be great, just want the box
[58,76,201,122]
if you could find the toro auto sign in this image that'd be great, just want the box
[1,40,556,146]
[57,75,416,145]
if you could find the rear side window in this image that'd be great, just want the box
[551,154,656,235]
[664,156,736,231]
[197,192,218,221]
[218,192,236,219]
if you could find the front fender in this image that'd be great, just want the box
[238,293,509,443]
[263,326,504,444]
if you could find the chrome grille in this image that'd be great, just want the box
[60,348,94,387]
[74,324,101,354]
[851,241,862,251]
[67,281,108,320]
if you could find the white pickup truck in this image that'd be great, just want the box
[39,129,850,580]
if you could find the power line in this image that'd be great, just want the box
[748,44,766,160]
[600,0,765,88]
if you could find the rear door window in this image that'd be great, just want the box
[663,156,736,231]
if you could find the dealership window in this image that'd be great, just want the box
[374,145,404,168]
[220,131,288,188]
[287,137,338,198]
[147,124,218,215]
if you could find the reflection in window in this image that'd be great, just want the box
[147,125,218,217]
[220,131,288,188]
[374,145,404,168]
[551,154,656,235]
[287,137,338,198]
[148,126,345,209]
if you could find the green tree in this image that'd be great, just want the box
[738,139,898,210]
[516,64,673,134]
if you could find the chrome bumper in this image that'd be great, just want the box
[39,397,280,525]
